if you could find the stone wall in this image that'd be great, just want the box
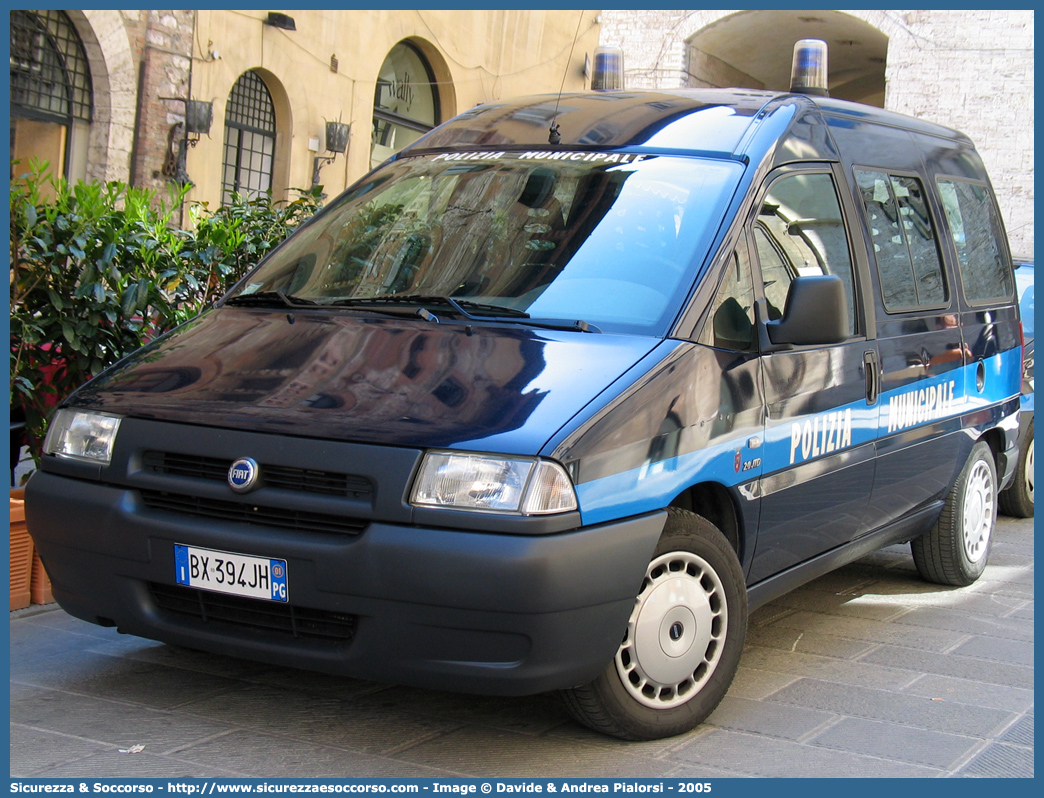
[686,48,763,90]
[600,9,1034,256]
[882,10,1034,256]
[129,11,196,193]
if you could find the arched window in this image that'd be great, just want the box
[9,9,93,182]
[222,70,276,204]
[371,42,440,168]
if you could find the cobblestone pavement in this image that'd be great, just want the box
[10,515,1033,778]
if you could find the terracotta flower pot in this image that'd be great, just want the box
[10,488,33,611]
[31,550,55,605]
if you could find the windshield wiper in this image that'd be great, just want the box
[507,318,602,334]
[321,294,600,333]
[324,294,530,319]
[224,291,318,308]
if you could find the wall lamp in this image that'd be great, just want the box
[265,12,296,31]
[162,98,214,187]
[312,120,350,191]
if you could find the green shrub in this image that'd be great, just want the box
[181,185,324,305]
[9,160,324,459]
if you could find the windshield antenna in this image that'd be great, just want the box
[549,10,586,146]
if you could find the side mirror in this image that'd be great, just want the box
[760,275,849,348]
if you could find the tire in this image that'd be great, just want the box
[911,440,997,586]
[560,508,747,740]
[999,419,1033,518]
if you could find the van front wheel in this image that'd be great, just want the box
[912,440,997,586]
[560,509,747,740]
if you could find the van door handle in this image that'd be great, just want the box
[863,350,879,405]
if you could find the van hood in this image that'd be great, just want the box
[71,308,660,455]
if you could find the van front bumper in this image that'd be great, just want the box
[25,471,664,696]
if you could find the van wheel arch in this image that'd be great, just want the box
[670,482,743,559]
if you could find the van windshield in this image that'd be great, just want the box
[227,152,743,335]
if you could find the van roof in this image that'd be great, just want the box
[405,88,970,160]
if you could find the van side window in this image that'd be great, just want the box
[855,170,947,311]
[755,172,857,336]
[937,179,1014,304]
[699,250,755,351]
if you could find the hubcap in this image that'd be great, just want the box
[1025,438,1034,504]
[616,551,727,709]
[962,460,994,563]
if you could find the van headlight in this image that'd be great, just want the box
[410,452,578,515]
[43,409,122,465]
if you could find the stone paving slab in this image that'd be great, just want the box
[8,515,1034,778]
[703,695,836,741]
[666,728,942,777]
[890,607,1034,640]
[394,727,673,778]
[10,688,234,753]
[951,635,1035,667]
[766,678,1016,737]
[23,752,246,779]
[805,716,984,770]
[737,644,919,690]
[900,673,1035,714]
[859,644,1034,689]
[9,725,112,778]
[745,624,878,659]
[177,682,463,756]
[166,729,458,779]
[10,648,245,711]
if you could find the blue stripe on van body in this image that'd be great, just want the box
[574,348,1020,527]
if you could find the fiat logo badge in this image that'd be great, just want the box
[228,457,261,493]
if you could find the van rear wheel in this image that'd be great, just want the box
[560,508,747,740]
[912,440,997,586]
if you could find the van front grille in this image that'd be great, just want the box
[140,490,367,535]
[149,582,357,642]
[142,451,372,499]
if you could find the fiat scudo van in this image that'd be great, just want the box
[26,42,1022,740]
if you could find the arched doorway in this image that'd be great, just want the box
[370,41,441,169]
[221,70,278,204]
[10,9,93,182]
[687,10,888,106]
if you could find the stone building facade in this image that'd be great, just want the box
[10,9,600,211]
[598,9,1034,256]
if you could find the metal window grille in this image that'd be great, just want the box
[222,70,276,205]
[10,9,93,124]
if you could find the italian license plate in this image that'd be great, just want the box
[174,544,288,602]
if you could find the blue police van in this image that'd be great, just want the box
[26,42,1023,740]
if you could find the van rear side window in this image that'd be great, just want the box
[855,169,947,311]
[937,178,1013,304]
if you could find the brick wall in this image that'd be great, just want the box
[129,11,196,193]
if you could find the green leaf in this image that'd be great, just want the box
[121,287,138,316]
[46,289,65,311]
